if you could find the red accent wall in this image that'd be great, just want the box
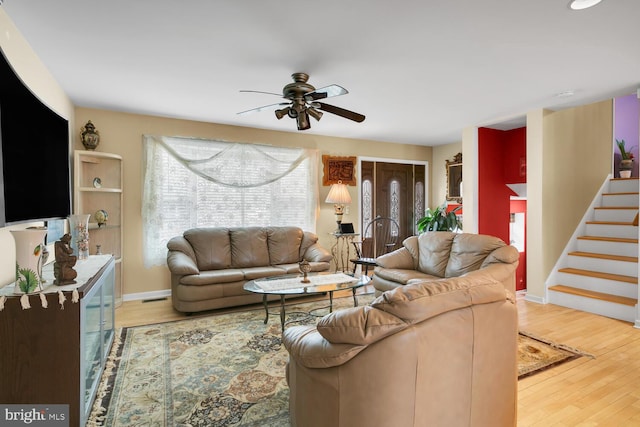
[479,127,527,291]
[478,128,511,243]
[503,127,527,184]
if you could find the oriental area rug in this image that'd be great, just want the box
[87,296,592,427]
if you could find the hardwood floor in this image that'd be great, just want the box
[115,290,640,425]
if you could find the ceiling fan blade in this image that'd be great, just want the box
[316,102,365,123]
[239,90,283,97]
[237,102,289,115]
[304,85,348,101]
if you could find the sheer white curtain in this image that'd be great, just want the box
[142,135,319,267]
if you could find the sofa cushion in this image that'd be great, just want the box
[373,268,439,285]
[371,276,505,324]
[230,227,270,268]
[184,228,231,270]
[445,234,506,277]
[267,227,303,265]
[416,232,456,277]
[240,266,288,280]
[180,269,244,286]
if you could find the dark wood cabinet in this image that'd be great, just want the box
[0,255,115,426]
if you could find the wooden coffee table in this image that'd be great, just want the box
[243,272,371,331]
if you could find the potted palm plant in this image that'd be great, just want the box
[417,203,462,233]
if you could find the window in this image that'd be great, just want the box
[142,136,318,267]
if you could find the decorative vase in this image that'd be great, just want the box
[80,120,100,150]
[620,170,632,178]
[68,214,91,260]
[11,228,48,294]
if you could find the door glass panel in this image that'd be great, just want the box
[363,179,373,235]
[102,264,115,359]
[389,179,400,235]
[414,181,424,235]
[84,290,102,408]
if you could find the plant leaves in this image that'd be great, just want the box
[17,268,40,293]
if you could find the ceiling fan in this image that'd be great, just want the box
[238,73,365,131]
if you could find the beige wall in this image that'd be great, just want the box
[526,101,613,300]
[0,10,75,287]
[73,108,432,296]
[539,100,613,298]
[431,142,462,208]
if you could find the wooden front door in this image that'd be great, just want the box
[360,161,425,249]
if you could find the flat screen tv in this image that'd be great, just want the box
[0,48,72,227]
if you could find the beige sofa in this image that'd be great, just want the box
[372,231,519,295]
[166,226,332,313]
[283,275,518,427]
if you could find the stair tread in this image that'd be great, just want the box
[549,285,637,306]
[594,206,639,210]
[558,267,638,283]
[585,220,635,225]
[568,251,638,263]
[603,192,639,196]
[578,235,639,244]
[611,177,639,181]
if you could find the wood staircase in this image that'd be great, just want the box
[547,177,640,325]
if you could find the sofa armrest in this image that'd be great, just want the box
[166,236,199,275]
[481,245,520,267]
[375,247,415,270]
[282,325,367,369]
[462,263,518,294]
[302,242,333,263]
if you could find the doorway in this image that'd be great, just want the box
[359,159,426,248]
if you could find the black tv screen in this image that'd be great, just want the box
[0,48,71,227]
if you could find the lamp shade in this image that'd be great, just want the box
[325,182,352,205]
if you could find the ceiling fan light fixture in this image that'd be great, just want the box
[569,0,603,10]
[307,107,323,121]
[296,112,310,131]
[275,107,290,120]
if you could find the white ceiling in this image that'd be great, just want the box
[3,0,639,146]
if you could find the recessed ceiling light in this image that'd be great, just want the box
[569,0,603,10]
[555,90,575,98]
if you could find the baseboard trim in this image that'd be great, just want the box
[123,289,171,302]
[524,293,546,304]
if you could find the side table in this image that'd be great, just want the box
[330,232,360,272]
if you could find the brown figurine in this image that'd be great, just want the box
[54,233,78,285]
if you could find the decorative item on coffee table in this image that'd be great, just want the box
[299,260,311,283]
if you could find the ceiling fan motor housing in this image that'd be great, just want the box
[282,73,316,101]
